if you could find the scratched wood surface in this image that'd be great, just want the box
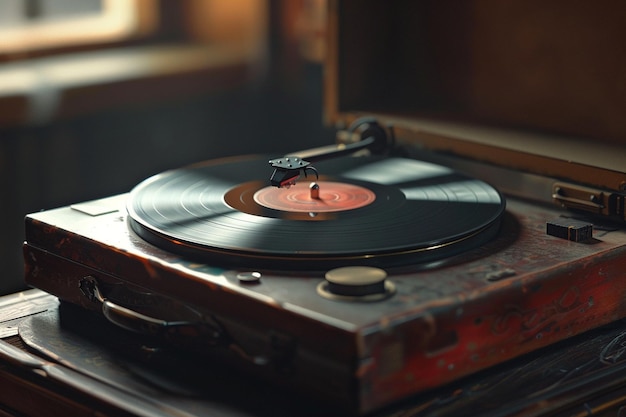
[2,295,626,416]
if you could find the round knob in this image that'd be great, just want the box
[317,266,395,302]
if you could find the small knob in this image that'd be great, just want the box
[318,266,395,302]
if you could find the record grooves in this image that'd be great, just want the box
[126,155,506,269]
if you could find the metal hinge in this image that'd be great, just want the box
[552,182,625,221]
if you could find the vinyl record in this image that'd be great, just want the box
[126,155,505,269]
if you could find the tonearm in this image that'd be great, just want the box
[268,119,391,188]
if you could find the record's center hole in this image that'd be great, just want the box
[254,181,376,213]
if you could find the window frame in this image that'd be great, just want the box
[0,0,157,57]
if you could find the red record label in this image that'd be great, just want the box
[253,181,376,213]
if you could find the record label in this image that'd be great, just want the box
[252,181,376,213]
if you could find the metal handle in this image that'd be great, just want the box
[78,276,268,365]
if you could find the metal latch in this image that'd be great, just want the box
[552,182,625,221]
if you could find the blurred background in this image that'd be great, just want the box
[0,0,332,294]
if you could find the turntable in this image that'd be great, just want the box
[21,1,626,415]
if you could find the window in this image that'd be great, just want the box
[0,0,270,128]
[0,0,156,55]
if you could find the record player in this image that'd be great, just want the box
[22,1,626,415]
